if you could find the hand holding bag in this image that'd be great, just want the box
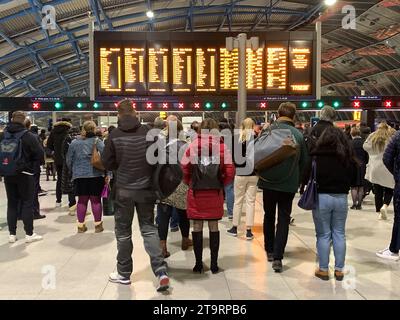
[91,138,105,171]
[298,158,318,210]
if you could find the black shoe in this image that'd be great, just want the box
[356,205,362,210]
[246,229,254,240]
[226,226,237,237]
[267,252,274,262]
[192,231,204,274]
[272,260,283,273]
[192,263,204,274]
[34,214,46,220]
[350,205,357,210]
[210,231,220,274]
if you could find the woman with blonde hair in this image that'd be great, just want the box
[66,121,106,233]
[363,122,396,220]
[227,118,258,240]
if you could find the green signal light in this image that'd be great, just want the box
[55,102,62,109]
[93,102,100,109]
[221,102,228,109]
[205,102,212,109]
[317,101,325,108]
[77,102,83,109]
[333,101,340,108]
[301,102,309,108]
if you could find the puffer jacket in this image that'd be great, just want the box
[66,135,105,181]
[47,121,72,166]
[182,134,235,220]
[102,115,156,201]
[364,135,394,189]
[383,131,400,185]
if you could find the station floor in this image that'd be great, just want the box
[0,178,399,300]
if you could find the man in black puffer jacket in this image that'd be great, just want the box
[1,111,44,243]
[47,118,75,209]
[102,100,169,292]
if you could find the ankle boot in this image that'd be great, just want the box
[94,221,104,233]
[209,231,220,274]
[192,231,203,273]
[160,240,170,258]
[181,237,193,251]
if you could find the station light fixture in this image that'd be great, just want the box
[324,0,337,6]
[332,100,340,108]
[54,102,62,110]
[146,10,154,19]
[352,100,361,108]
[301,101,309,108]
[32,102,41,110]
[384,100,393,109]
[317,101,324,108]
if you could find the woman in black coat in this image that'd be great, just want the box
[350,127,369,210]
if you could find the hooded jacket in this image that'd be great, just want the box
[47,121,72,166]
[102,115,156,201]
[0,122,43,175]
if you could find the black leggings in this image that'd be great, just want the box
[158,204,190,241]
[374,184,393,212]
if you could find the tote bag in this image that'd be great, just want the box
[298,158,318,211]
[91,138,105,171]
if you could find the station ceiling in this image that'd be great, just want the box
[0,0,398,98]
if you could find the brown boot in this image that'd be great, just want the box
[160,240,170,258]
[95,221,104,233]
[334,270,344,281]
[77,223,87,233]
[315,269,329,281]
[181,237,193,250]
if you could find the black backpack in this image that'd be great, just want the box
[0,129,28,176]
[192,155,223,190]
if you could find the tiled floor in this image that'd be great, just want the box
[0,178,400,300]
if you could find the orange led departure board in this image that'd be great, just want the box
[246,48,263,91]
[196,48,217,93]
[266,46,288,93]
[289,41,313,95]
[172,47,193,93]
[99,47,122,93]
[148,44,169,93]
[124,47,146,93]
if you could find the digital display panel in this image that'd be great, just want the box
[99,47,122,93]
[246,48,263,91]
[172,46,193,93]
[124,46,146,93]
[289,41,313,95]
[148,43,170,93]
[196,47,217,93]
[266,45,288,94]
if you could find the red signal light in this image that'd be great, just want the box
[194,103,200,109]
[352,100,361,108]
[114,102,118,108]
[132,102,136,109]
[146,103,153,109]
[162,103,168,109]
[32,102,40,110]
[384,100,393,108]
[260,102,267,109]
[178,103,184,109]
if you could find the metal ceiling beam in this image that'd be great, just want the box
[250,0,282,31]
[89,0,103,31]
[287,3,323,31]
[96,0,113,30]
[185,0,194,32]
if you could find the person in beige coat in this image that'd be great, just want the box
[363,122,396,220]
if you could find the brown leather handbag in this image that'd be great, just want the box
[91,138,105,171]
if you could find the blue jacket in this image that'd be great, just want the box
[383,131,400,185]
[66,136,105,181]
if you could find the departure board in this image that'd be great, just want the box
[99,47,122,93]
[148,44,170,93]
[220,48,239,90]
[124,46,146,93]
[196,48,217,93]
[289,41,313,95]
[246,48,263,91]
[266,46,288,94]
[172,47,193,93]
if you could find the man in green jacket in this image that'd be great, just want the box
[258,102,308,273]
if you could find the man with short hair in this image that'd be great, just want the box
[102,100,169,292]
[258,102,308,272]
[1,111,44,243]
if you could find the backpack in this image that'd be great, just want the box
[192,155,223,190]
[0,129,28,176]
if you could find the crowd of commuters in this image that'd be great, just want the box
[2,100,400,292]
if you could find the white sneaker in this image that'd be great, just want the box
[109,272,131,285]
[380,205,388,220]
[8,235,17,243]
[25,233,43,243]
[55,202,62,208]
[376,248,399,261]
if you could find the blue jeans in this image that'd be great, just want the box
[156,205,179,229]
[312,194,348,272]
[225,182,235,217]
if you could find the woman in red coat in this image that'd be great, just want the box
[182,118,235,274]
